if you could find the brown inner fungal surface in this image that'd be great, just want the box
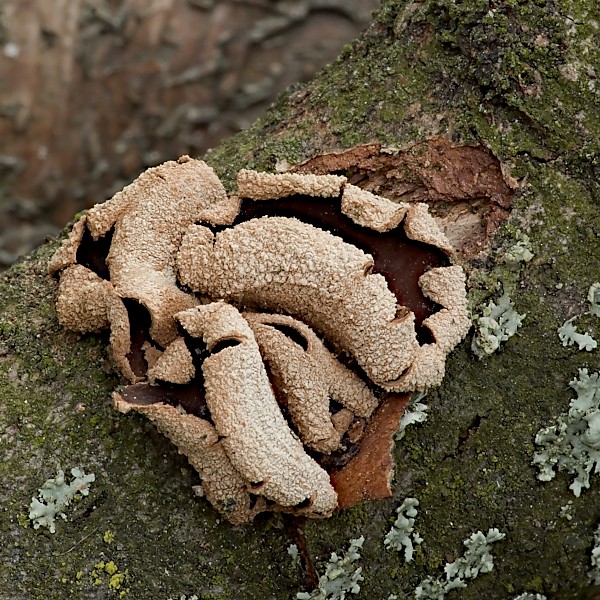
[50,156,471,524]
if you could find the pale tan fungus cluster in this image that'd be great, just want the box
[50,156,471,524]
[49,156,239,380]
[245,312,379,454]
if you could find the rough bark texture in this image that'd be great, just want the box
[2,0,600,599]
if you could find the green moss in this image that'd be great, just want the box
[17,513,30,529]
[525,576,546,594]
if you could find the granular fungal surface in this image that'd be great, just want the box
[49,155,470,523]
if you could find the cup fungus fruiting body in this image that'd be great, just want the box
[176,217,421,386]
[50,156,471,523]
[177,302,338,516]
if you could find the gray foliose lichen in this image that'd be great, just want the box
[414,529,506,600]
[383,497,423,562]
[297,536,364,600]
[557,281,600,351]
[533,368,600,496]
[28,467,95,533]
[590,522,600,584]
[471,293,526,359]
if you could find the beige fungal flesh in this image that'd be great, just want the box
[177,217,419,386]
[176,302,338,516]
[85,155,239,347]
[340,183,409,233]
[237,168,346,200]
[48,216,87,276]
[244,312,379,453]
[403,202,454,253]
[147,336,195,385]
[382,266,471,392]
[50,158,472,523]
[113,392,262,525]
[55,264,135,382]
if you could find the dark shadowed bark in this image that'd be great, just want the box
[2,1,600,599]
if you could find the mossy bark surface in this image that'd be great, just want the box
[2,1,600,598]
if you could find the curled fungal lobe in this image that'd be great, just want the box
[177,217,419,386]
[176,302,338,516]
[50,158,471,523]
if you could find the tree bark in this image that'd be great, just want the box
[2,1,600,599]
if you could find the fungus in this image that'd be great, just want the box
[50,157,470,523]
[113,384,264,525]
[244,312,379,453]
[177,216,422,386]
[49,155,239,378]
[176,302,338,516]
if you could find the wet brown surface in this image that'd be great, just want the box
[330,392,411,509]
[118,381,211,423]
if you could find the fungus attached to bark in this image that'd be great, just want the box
[50,156,471,523]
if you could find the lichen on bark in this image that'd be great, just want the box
[2,0,600,598]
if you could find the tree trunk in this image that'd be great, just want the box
[2,1,600,599]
